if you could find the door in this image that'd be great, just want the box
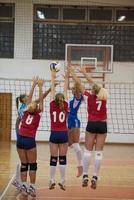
[0,93,12,141]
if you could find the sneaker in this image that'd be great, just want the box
[29,185,36,197]
[20,184,28,196]
[58,182,66,191]
[91,176,98,189]
[12,178,21,190]
[82,175,89,187]
[49,180,56,190]
[76,166,83,177]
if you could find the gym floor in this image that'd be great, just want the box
[0,142,134,200]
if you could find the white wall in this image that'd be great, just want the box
[0,59,134,83]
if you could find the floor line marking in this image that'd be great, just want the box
[0,174,15,200]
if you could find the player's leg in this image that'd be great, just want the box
[27,141,37,198]
[91,132,107,189]
[12,131,21,189]
[49,142,58,189]
[17,148,29,196]
[82,131,95,187]
[59,142,68,190]
[69,127,83,177]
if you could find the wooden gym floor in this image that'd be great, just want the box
[0,142,134,200]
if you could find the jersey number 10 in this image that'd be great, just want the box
[52,111,65,123]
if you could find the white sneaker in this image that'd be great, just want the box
[12,178,21,190]
[49,180,56,190]
[20,183,29,196]
[29,185,36,197]
[58,181,66,191]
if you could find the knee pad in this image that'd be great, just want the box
[84,149,92,158]
[20,163,28,172]
[29,163,37,171]
[95,151,103,160]
[72,143,81,152]
[50,156,58,166]
[59,155,66,165]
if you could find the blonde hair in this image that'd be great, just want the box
[26,101,37,113]
[55,93,65,110]
[92,83,108,101]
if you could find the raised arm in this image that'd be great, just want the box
[80,66,93,84]
[63,70,69,100]
[69,66,85,94]
[37,78,44,112]
[27,76,39,104]
[50,71,56,101]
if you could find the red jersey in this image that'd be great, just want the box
[84,90,107,121]
[50,100,68,131]
[19,110,41,138]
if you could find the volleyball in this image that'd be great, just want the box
[50,61,60,72]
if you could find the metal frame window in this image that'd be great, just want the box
[33,5,134,61]
[89,7,113,22]
[116,8,134,22]
[34,5,59,21]
[62,7,86,21]
[0,3,14,58]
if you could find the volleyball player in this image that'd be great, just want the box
[16,78,44,198]
[12,77,51,190]
[15,77,51,137]
[68,80,84,177]
[70,66,108,189]
[12,76,39,190]
[49,70,68,191]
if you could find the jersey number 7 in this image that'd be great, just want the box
[96,100,102,111]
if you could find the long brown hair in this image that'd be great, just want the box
[55,93,65,110]
[16,94,27,109]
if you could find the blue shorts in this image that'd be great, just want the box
[68,117,80,129]
[49,131,68,144]
[17,135,36,150]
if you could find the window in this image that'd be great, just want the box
[33,5,134,61]
[116,9,134,22]
[63,8,86,20]
[90,8,112,21]
[35,6,59,20]
[0,4,14,58]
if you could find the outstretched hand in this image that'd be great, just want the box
[38,78,44,87]
[79,66,87,74]
[32,76,39,86]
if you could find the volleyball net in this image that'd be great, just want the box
[0,77,134,143]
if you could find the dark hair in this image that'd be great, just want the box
[55,93,65,110]
[16,94,27,109]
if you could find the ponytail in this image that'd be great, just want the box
[16,97,20,110]
[16,94,27,109]
[55,93,65,110]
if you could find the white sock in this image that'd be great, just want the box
[72,143,83,166]
[93,151,103,177]
[83,149,92,175]
[50,166,56,182]
[59,165,66,184]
